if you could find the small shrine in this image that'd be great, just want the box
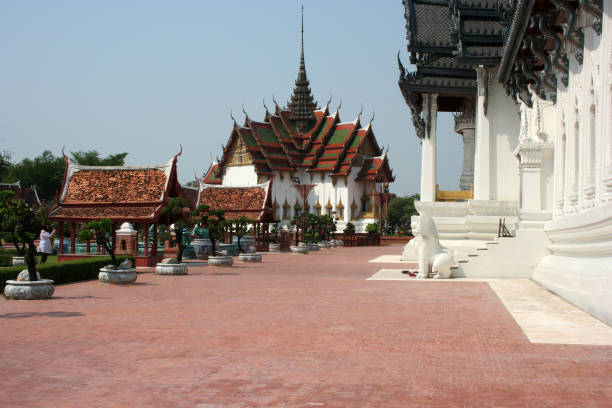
[49,150,184,266]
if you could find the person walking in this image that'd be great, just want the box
[37,226,55,263]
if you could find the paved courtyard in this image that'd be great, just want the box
[1,246,611,407]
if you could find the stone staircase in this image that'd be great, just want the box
[442,229,550,278]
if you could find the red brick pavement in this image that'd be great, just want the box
[0,246,610,407]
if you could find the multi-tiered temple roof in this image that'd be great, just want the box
[205,9,394,185]
[398,0,508,130]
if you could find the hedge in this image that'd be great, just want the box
[0,255,135,290]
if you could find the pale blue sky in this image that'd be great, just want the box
[0,0,462,195]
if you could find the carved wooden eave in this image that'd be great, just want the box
[497,0,603,106]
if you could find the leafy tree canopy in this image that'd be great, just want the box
[70,150,128,166]
[386,194,420,233]
[0,151,11,181]
[6,150,65,203]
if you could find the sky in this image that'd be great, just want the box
[0,0,463,196]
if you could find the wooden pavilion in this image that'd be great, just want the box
[49,150,183,266]
[196,180,275,252]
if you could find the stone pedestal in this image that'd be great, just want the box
[4,279,54,300]
[515,142,553,229]
[239,253,262,262]
[98,268,137,284]
[290,245,309,254]
[12,257,25,266]
[155,263,188,275]
[208,256,233,266]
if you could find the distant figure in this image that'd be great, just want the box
[37,226,56,263]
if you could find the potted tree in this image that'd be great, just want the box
[366,222,381,246]
[305,214,321,251]
[289,213,309,254]
[1,191,55,299]
[156,197,194,275]
[342,222,356,247]
[196,205,233,266]
[268,221,281,252]
[234,216,261,262]
[318,214,334,248]
[79,218,137,284]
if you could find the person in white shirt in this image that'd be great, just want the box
[37,226,55,263]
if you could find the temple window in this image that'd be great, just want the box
[325,199,333,215]
[273,199,280,219]
[336,200,344,220]
[314,200,322,216]
[283,200,291,220]
[350,200,358,220]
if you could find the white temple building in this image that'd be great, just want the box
[399,0,611,324]
[202,15,394,233]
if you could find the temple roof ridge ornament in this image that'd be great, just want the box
[287,5,318,135]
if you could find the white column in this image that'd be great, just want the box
[474,66,491,200]
[420,93,438,202]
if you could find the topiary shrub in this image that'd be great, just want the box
[366,222,380,234]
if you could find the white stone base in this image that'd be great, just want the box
[238,253,262,262]
[319,241,332,249]
[290,246,309,254]
[12,257,25,266]
[4,279,55,299]
[268,243,281,252]
[208,256,233,267]
[532,202,612,326]
[155,263,188,275]
[98,268,137,284]
[308,243,321,251]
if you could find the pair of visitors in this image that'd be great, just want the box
[37,227,55,263]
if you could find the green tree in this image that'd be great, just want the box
[0,151,12,181]
[70,150,128,166]
[232,216,252,253]
[78,219,118,267]
[158,197,195,263]
[194,205,229,256]
[7,150,65,203]
[0,190,49,280]
[387,194,420,234]
[366,222,380,234]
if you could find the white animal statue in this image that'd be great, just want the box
[413,213,455,279]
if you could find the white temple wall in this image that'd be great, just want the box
[223,165,258,186]
[533,4,612,325]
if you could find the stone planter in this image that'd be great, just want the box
[290,245,309,254]
[98,268,137,284]
[269,243,281,252]
[11,256,25,266]
[319,241,332,249]
[155,263,188,275]
[308,243,321,251]
[208,255,233,267]
[332,239,344,247]
[4,279,54,300]
[238,253,262,262]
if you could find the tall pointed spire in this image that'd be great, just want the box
[287,5,317,135]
